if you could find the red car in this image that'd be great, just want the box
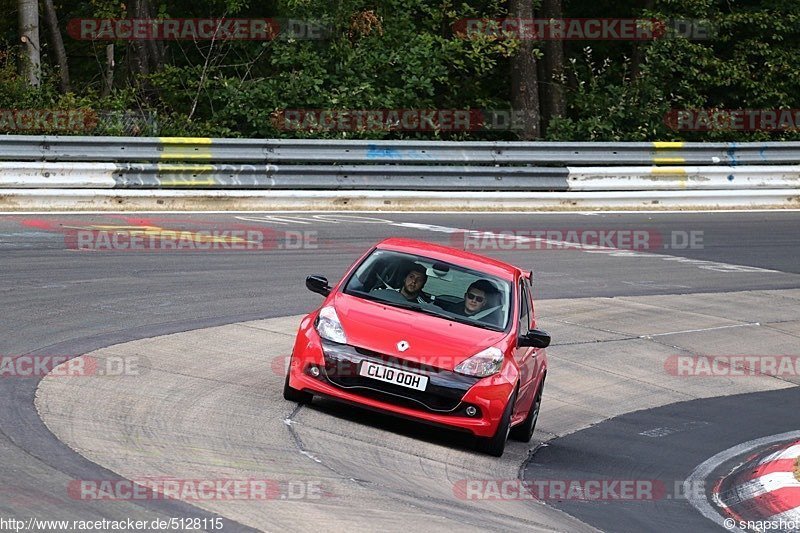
[284,238,550,456]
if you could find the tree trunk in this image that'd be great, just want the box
[132,0,150,78]
[42,0,70,92]
[102,44,115,98]
[509,0,540,139]
[18,0,40,86]
[540,0,565,136]
[631,0,655,80]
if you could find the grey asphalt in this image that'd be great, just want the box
[523,388,800,532]
[1,210,799,531]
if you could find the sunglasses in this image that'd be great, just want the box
[466,292,485,303]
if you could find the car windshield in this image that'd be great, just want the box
[343,249,512,331]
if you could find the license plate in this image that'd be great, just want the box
[359,361,428,391]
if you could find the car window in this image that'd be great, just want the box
[343,249,512,331]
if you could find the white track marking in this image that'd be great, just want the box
[639,421,709,438]
[643,323,761,337]
[235,215,315,225]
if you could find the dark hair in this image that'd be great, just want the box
[467,279,496,295]
[406,262,428,279]
[406,263,428,278]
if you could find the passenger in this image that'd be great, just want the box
[458,280,490,316]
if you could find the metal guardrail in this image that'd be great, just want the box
[113,164,567,190]
[2,136,800,165]
[0,162,568,191]
[1,136,799,193]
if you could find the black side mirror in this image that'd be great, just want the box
[306,275,331,297]
[518,328,551,348]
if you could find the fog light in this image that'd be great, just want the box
[310,366,321,377]
[465,406,477,417]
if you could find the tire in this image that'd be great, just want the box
[509,381,543,442]
[283,371,313,404]
[475,389,516,457]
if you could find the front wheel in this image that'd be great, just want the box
[283,371,313,404]
[475,390,516,457]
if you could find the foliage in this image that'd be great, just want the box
[2,0,800,139]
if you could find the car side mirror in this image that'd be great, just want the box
[518,328,551,348]
[306,275,331,297]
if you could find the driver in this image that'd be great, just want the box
[397,263,430,304]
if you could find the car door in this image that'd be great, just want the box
[513,278,537,418]
[524,275,545,386]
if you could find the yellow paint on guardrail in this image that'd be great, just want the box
[651,167,688,188]
[653,141,686,165]
[652,142,684,149]
[160,137,213,144]
[158,178,217,186]
[158,137,213,160]
[156,163,216,186]
[651,167,687,175]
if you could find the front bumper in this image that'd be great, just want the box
[288,326,514,438]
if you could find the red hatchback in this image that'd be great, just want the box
[284,238,550,456]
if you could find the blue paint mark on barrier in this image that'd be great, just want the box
[366,145,434,160]
[367,145,401,159]
[727,142,739,167]
[759,146,767,162]
[727,174,735,182]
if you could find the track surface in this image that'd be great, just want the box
[2,211,799,531]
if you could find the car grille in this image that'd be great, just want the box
[319,339,480,413]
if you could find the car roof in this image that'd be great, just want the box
[375,237,524,281]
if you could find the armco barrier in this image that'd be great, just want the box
[0,137,798,208]
[111,163,569,190]
[0,162,568,190]
[2,136,800,165]
[0,162,115,188]
[568,166,800,190]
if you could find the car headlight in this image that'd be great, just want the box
[454,347,504,378]
[315,306,347,344]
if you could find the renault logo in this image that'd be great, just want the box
[397,340,410,352]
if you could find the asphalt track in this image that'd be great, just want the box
[2,210,799,532]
